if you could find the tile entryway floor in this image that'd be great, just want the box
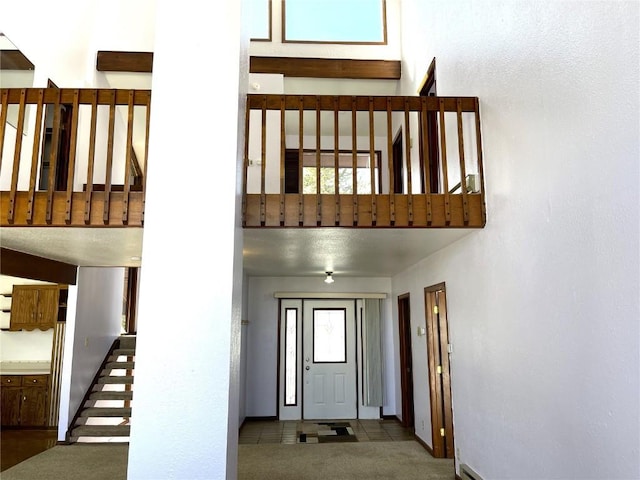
[239,419,415,444]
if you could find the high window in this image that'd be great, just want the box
[249,0,272,40]
[283,0,386,44]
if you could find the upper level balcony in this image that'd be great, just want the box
[0,88,486,229]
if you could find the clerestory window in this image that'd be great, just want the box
[283,0,387,44]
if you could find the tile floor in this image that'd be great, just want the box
[239,418,415,444]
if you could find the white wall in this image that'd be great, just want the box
[395,1,640,479]
[0,276,56,361]
[62,267,124,433]
[245,276,396,417]
[126,0,246,478]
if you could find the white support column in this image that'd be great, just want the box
[126,0,248,478]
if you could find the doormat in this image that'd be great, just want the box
[297,422,358,443]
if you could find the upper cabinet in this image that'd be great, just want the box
[9,285,63,331]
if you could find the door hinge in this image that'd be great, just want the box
[440,428,445,437]
[436,365,442,375]
[433,305,439,315]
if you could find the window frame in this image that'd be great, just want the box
[285,148,383,195]
[281,0,388,45]
[249,0,273,42]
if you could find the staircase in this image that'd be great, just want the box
[69,335,136,443]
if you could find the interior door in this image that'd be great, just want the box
[303,300,357,419]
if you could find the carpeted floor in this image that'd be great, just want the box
[0,444,129,480]
[237,441,454,480]
[1,440,454,480]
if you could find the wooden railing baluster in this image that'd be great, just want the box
[421,97,432,225]
[84,90,98,224]
[351,97,358,225]
[439,98,451,225]
[333,97,340,225]
[456,99,469,225]
[242,100,250,227]
[103,90,116,224]
[121,90,135,225]
[8,89,27,223]
[260,96,267,226]
[0,90,9,176]
[26,89,44,224]
[368,97,377,225]
[64,90,80,224]
[46,90,62,224]
[386,97,395,225]
[279,96,285,225]
[298,96,304,226]
[315,96,321,225]
[404,98,413,225]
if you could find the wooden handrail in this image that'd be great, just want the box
[0,88,151,227]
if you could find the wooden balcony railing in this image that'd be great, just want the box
[243,94,486,228]
[0,88,150,227]
[1,89,486,230]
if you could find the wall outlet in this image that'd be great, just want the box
[84,337,89,347]
[456,447,461,458]
[421,420,425,430]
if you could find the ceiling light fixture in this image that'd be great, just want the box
[324,271,334,284]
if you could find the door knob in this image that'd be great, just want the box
[305,366,310,371]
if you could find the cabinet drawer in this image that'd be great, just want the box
[1,376,23,387]
[22,375,48,386]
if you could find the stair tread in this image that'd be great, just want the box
[72,425,130,436]
[89,391,133,400]
[104,361,135,369]
[97,376,134,384]
[111,349,135,356]
[80,407,132,417]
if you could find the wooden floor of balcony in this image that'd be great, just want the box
[243,193,485,228]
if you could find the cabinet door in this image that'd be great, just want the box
[36,287,59,328]
[10,287,39,330]
[10,285,59,331]
[1,387,23,426]
[20,387,48,426]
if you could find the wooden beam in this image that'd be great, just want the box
[94,52,401,79]
[96,51,153,73]
[0,248,77,285]
[0,51,35,70]
[250,56,401,80]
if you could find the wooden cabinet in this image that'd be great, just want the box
[10,285,60,331]
[0,375,49,426]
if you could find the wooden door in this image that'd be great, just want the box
[424,283,454,458]
[397,293,414,428]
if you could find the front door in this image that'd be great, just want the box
[302,300,357,419]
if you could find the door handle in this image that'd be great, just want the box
[305,366,310,371]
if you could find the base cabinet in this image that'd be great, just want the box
[0,375,49,427]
